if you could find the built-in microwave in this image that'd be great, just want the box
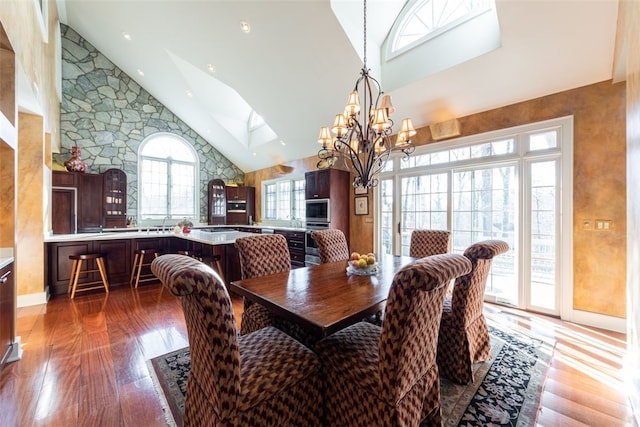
[227,200,247,213]
[305,199,330,223]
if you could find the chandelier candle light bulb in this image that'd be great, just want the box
[316,0,415,189]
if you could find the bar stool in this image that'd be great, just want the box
[179,250,224,281]
[68,253,110,299]
[130,249,160,288]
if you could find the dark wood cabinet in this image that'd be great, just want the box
[305,169,333,199]
[47,237,243,296]
[0,262,14,369]
[208,179,226,225]
[53,169,128,233]
[93,239,131,286]
[275,229,306,268]
[52,188,76,234]
[77,173,104,232]
[103,169,127,229]
[225,186,255,225]
[304,169,351,244]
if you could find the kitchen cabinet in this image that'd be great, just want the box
[275,229,306,268]
[47,236,242,296]
[304,169,351,200]
[103,169,127,229]
[77,173,104,232]
[304,169,351,244]
[53,169,128,233]
[208,179,226,225]
[52,188,76,234]
[0,262,14,369]
[225,186,255,225]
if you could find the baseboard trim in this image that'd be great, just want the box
[17,288,50,308]
[570,309,626,333]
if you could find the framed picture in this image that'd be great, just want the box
[354,186,367,195]
[355,196,368,215]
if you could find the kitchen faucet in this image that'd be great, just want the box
[161,216,170,233]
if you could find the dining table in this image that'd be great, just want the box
[228,254,415,339]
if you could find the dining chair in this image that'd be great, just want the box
[315,253,472,426]
[235,234,291,335]
[311,228,349,263]
[151,254,323,427]
[409,229,451,258]
[436,239,510,384]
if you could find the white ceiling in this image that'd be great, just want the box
[57,0,620,173]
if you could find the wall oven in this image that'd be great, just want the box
[305,222,329,266]
[305,199,330,224]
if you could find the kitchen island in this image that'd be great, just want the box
[45,229,256,297]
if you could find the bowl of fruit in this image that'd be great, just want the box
[346,252,379,276]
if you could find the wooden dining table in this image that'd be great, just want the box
[228,254,415,339]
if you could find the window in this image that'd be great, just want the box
[262,178,305,222]
[377,117,573,317]
[392,0,493,53]
[138,134,198,222]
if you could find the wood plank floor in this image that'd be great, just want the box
[0,284,636,426]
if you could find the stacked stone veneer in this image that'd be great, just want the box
[56,24,244,222]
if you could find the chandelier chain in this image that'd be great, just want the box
[363,0,367,69]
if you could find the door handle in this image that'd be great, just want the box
[0,270,11,284]
[397,222,401,234]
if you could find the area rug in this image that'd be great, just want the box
[147,322,554,427]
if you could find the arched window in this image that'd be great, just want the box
[391,0,493,54]
[138,133,198,222]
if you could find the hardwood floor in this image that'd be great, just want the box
[0,284,635,426]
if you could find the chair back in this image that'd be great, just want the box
[235,234,291,279]
[409,229,451,258]
[452,240,509,325]
[151,254,240,420]
[311,229,350,263]
[379,253,471,402]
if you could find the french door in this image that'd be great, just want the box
[376,117,572,316]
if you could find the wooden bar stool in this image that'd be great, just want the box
[68,253,110,299]
[130,249,160,288]
[179,250,224,281]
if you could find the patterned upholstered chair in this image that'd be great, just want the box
[409,229,451,258]
[315,254,472,426]
[151,254,323,427]
[311,228,349,263]
[437,240,509,384]
[235,234,291,335]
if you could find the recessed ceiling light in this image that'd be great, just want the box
[122,32,131,41]
[137,69,144,76]
[240,20,251,34]
[207,64,216,73]
[280,141,286,146]
[186,90,193,98]
[252,152,257,156]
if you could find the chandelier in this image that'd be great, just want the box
[317,0,416,189]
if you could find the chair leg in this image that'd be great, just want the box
[68,259,78,297]
[70,259,83,299]
[129,252,140,287]
[96,257,110,293]
[134,254,144,288]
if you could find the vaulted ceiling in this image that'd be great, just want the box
[58,0,620,173]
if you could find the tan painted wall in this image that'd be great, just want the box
[0,1,61,298]
[621,0,640,421]
[246,79,627,319]
[17,113,45,295]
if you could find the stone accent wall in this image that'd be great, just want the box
[57,25,244,222]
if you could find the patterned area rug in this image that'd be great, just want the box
[147,322,554,427]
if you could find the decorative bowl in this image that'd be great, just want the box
[346,262,380,276]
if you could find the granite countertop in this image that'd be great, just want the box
[0,248,14,269]
[44,229,257,245]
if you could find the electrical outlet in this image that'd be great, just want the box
[595,219,612,231]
